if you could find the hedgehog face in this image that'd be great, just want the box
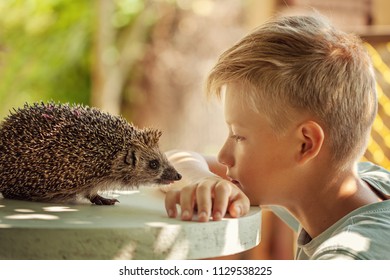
[111,142,181,187]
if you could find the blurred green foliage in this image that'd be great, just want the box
[0,0,94,117]
[0,0,149,119]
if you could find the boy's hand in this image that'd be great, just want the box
[165,176,250,222]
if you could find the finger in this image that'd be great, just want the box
[195,183,213,222]
[211,182,231,221]
[228,189,250,218]
[165,189,180,218]
[180,185,196,221]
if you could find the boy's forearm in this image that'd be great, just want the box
[165,150,218,188]
[203,155,228,179]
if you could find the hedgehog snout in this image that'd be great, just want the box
[173,172,182,181]
[160,167,182,182]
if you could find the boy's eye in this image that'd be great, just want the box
[230,135,245,142]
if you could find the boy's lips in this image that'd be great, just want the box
[227,176,242,189]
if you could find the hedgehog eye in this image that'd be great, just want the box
[149,160,160,170]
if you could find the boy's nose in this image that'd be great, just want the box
[217,141,234,168]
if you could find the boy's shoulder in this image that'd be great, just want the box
[358,161,390,197]
[308,199,390,259]
[298,162,390,259]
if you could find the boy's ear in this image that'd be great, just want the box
[296,121,324,164]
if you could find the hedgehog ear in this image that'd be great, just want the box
[125,150,137,167]
[143,128,162,146]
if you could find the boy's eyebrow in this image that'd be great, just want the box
[225,119,248,128]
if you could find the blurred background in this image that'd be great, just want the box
[1,0,390,259]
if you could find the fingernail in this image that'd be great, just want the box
[198,211,208,221]
[181,210,190,220]
[213,211,222,221]
[168,209,174,218]
[235,206,242,217]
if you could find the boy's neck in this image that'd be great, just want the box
[288,166,384,239]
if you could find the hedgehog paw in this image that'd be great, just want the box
[89,194,119,205]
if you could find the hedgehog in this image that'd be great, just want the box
[0,102,181,205]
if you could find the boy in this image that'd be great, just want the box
[164,15,390,259]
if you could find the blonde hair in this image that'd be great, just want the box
[207,15,377,169]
